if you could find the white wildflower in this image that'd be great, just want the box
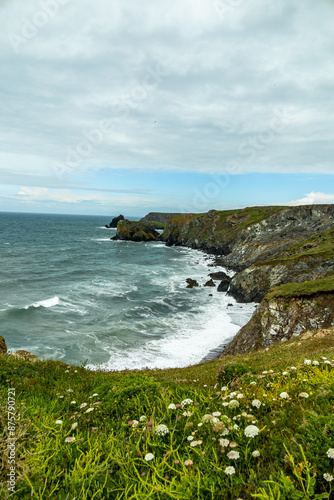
[252,400,261,409]
[221,428,230,436]
[299,392,309,398]
[155,424,169,436]
[290,366,297,370]
[190,440,202,447]
[219,438,229,447]
[252,450,260,457]
[70,401,76,405]
[236,393,244,399]
[244,425,260,438]
[227,450,240,460]
[139,415,146,422]
[187,436,194,441]
[131,420,139,427]
[71,422,78,430]
[181,399,193,407]
[183,411,192,417]
[326,449,334,459]
[202,414,214,423]
[323,473,333,482]
[144,453,154,461]
[67,389,73,393]
[282,372,288,376]
[221,386,227,391]
[85,408,94,413]
[304,359,312,366]
[233,424,239,430]
[212,411,221,417]
[250,381,257,386]
[224,466,235,475]
[228,400,240,409]
[168,404,176,410]
[312,360,320,366]
[65,437,75,443]
[279,392,289,399]
[55,420,63,425]
[80,403,88,409]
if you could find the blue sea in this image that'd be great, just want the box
[0,212,256,370]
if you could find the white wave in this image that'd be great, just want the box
[94,238,112,241]
[25,296,60,309]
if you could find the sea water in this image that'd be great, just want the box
[0,212,256,370]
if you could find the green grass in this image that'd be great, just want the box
[1,329,334,499]
[264,274,334,300]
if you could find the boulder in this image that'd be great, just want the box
[186,278,199,289]
[0,335,7,354]
[112,219,160,242]
[209,271,231,281]
[217,276,232,292]
[204,279,215,287]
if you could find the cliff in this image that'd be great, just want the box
[222,276,334,355]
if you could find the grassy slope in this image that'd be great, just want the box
[1,329,334,499]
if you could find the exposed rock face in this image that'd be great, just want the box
[217,278,231,292]
[140,212,181,225]
[107,214,125,228]
[204,279,215,287]
[209,271,231,281]
[0,335,7,354]
[11,350,39,361]
[112,220,160,242]
[164,205,334,267]
[222,292,334,356]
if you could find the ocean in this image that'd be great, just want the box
[0,212,256,370]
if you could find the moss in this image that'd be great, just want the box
[265,273,334,300]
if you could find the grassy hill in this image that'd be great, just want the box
[1,329,334,499]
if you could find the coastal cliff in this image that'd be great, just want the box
[162,204,334,354]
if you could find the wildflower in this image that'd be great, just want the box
[131,420,139,427]
[168,404,176,410]
[233,424,239,430]
[236,393,244,399]
[181,399,193,407]
[202,414,214,423]
[212,421,226,433]
[221,386,227,391]
[326,449,334,459]
[198,422,203,427]
[71,422,78,430]
[290,366,297,370]
[227,451,240,460]
[184,460,193,466]
[187,436,194,441]
[139,415,147,422]
[219,438,229,447]
[304,359,312,365]
[92,393,98,397]
[74,370,78,373]
[279,392,289,399]
[155,424,169,436]
[228,400,240,409]
[262,371,268,375]
[299,392,309,398]
[224,466,235,475]
[323,473,333,482]
[244,425,260,438]
[70,401,76,405]
[80,403,88,409]
[174,459,179,464]
[250,381,257,386]
[144,453,154,461]
[212,411,221,417]
[67,389,73,393]
[65,370,69,373]
[229,442,238,448]
[65,437,75,443]
[203,384,207,387]
[312,360,319,366]
[324,360,331,364]
[55,420,63,425]
[252,400,261,409]
[85,408,94,413]
[229,392,237,398]
[183,411,192,417]
[190,440,202,447]
[282,372,288,376]
[221,428,230,436]
[252,450,260,457]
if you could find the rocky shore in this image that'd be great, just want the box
[113,205,334,357]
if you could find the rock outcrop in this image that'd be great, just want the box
[186,278,199,288]
[106,214,124,228]
[11,350,39,361]
[222,289,334,356]
[112,220,160,242]
[0,335,7,354]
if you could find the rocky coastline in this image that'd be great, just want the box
[112,205,334,358]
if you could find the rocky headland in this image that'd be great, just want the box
[111,219,160,242]
[120,205,334,355]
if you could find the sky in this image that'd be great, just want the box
[1,0,334,216]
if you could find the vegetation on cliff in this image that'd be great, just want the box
[1,330,334,499]
[112,220,160,242]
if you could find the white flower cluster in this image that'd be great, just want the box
[181,398,193,407]
[252,399,261,408]
[244,425,259,438]
[155,424,169,436]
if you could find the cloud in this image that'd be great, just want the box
[1,0,334,188]
[284,192,334,206]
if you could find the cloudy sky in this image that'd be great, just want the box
[1,0,334,216]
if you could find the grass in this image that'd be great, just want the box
[264,274,334,300]
[1,329,334,499]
